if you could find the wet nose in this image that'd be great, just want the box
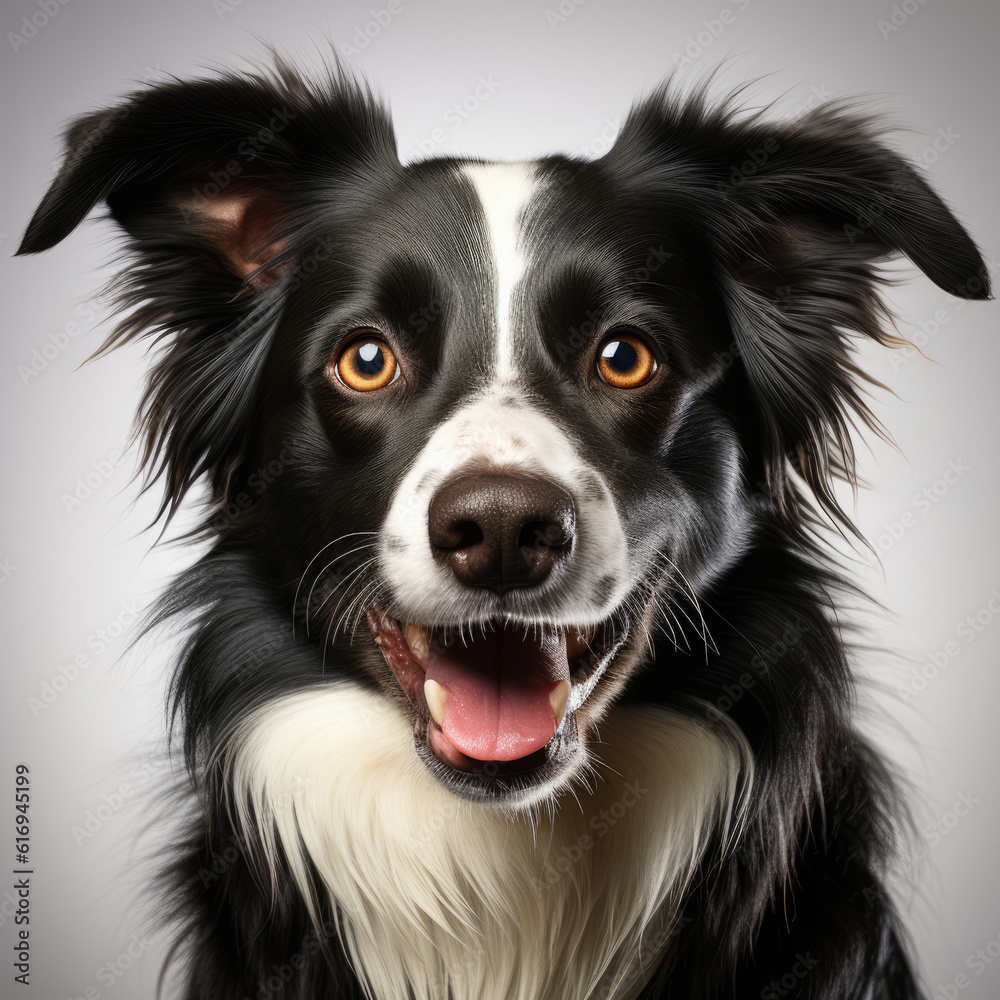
[427,474,575,593]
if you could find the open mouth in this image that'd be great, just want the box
[366,610,626,783]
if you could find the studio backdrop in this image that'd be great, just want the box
[1,1,997,998]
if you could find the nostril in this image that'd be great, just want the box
[435,519,483,553]
[518,519,570,552]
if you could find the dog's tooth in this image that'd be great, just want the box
[424,678,447,727]
[406,624,430,666]
[550,679,571,729]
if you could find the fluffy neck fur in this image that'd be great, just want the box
[226,684,748,1000]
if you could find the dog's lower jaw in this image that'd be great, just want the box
[227,682,749,1000]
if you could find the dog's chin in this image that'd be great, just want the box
[366,608,629,807]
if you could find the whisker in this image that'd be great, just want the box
[306,559,373,637]
[316,557,380,644]
[305,542,377,634]
[293,531,377,638]
[347,579,390,644]
[340,574,385,641]
[654,552,717,661]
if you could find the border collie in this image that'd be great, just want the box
[18,58,991,1000]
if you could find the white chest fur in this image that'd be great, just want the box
[228,684,746,1000]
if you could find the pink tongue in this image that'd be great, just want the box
[425,627,569,761]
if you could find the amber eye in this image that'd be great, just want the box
[596,331,658,388]
[334,333,399,391]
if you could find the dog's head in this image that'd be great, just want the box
[19,63,990,806]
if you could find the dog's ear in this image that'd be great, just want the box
[17,64,397,522]
[610,93,991,525]
[18,76,305,284]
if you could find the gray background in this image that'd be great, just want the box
[1,0,997,997]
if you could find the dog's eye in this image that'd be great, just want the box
[596,332,658,389]
[335,333,400,391]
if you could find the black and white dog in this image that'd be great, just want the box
[18,59,990,999]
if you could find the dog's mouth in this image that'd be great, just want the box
[366,610,626,793]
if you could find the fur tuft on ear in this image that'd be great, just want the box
[608,86,992,530]
[17,57,398,523]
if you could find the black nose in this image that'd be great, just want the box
[427,474,575,593]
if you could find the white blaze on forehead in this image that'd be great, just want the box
[461,161,539,383]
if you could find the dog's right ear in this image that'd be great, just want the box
[16,65,397,522]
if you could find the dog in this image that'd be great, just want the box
[18,58,991,1000]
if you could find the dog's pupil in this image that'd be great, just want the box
[355,342,384,377]
[603,340,637,372]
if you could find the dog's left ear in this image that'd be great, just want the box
[609,95,991,522]
[16,65,397,521]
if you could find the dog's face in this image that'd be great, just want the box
[18,66,990,807]
[259,155,748,803]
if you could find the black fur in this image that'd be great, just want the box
[18,57,991,999]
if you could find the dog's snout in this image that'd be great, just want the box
[427,474,575,593]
